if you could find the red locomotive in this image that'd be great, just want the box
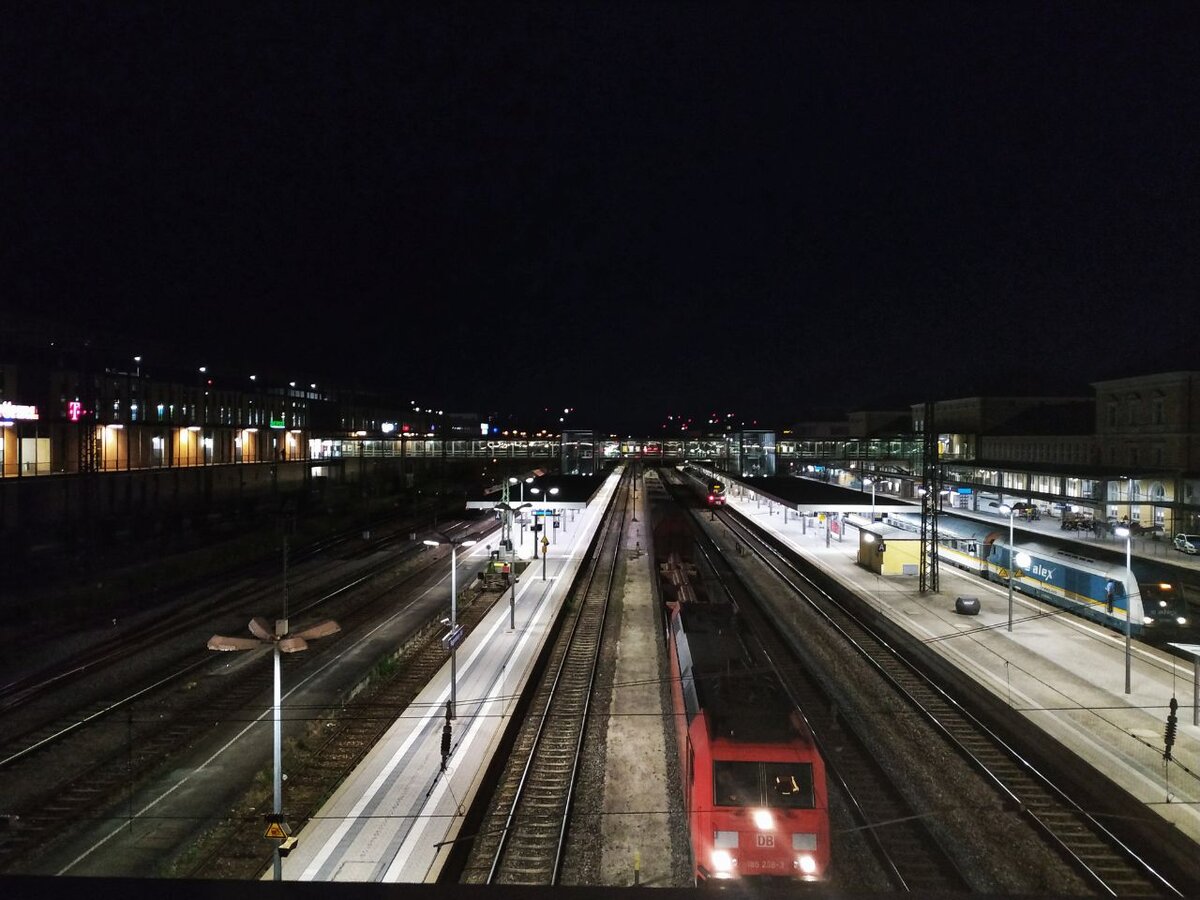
[706,479,727,506]
[666,595,830,882]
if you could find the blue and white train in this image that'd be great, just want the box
[885,514,1190,637]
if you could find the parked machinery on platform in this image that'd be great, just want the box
[661,533,830,883]
[887,514,1175,635]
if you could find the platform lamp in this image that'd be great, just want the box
[992,504,1029,633]
[207,615,340,881]
[507,475,533,504]
[423,536,477,717]
[997,504,1017,632]
[1115,526,1134,694]
[493,502,531,629]
[529,486,560,564]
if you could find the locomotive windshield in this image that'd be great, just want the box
[714,761,815,809]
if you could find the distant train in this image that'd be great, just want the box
[677,465,728,507]
[886,514,1192,636]
[706,479,727,506]
[664,564,830,883]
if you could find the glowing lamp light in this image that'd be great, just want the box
[797,855,818,875]
[752,809,775,830]
[710,849,734,875]
[1014,551,1032,569]
[187,425,202,432]
[355,430,368,437]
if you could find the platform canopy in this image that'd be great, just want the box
[696,467,920,515]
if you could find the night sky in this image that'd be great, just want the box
[5,3,1198,433]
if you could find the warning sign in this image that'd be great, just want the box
[264,821,287,840]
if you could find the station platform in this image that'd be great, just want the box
[720,485,1200,847]
[281,468,623,882]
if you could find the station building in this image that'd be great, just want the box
[4,327,1197,546]
[774,372,1200,536]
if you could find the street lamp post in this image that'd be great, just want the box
[423,536,477,717]
[493,502,530,629]
[1115,526,1134,694]
[864,476,876,521]
[998,503,1016,632]
[207,615,340,880]
[529,486,559,575]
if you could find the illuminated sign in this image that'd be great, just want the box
[0,401,38,421]
[68,401,83,422]
[270,418,286,429]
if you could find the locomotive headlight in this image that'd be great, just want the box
[1160,599,1169,608]
[752,809,775,830]
[796,854,818,876]
[1178,616,1188,626]
[711,849,735,875]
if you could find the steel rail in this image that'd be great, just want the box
[480,472,629,884]
[721,506,1184,898]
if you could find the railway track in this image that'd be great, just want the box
[461,471,630,885]
[0,517,498,874]
[652,471,970,893]
[0,502,454,713]
[717,503,1186,897]
[175,581,507,879]
[0,516,482,752]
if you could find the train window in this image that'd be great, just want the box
[713,761,816,808]
[765,763,815,809]
[713,762,759,807]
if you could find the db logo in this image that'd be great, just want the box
[755,834,775,848]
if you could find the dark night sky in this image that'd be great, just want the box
[4,2,1198,432]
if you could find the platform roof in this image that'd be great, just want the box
[727,474,920,515]
[844,515,922,541]
[465,473,606,511]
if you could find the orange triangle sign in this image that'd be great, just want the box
[264,822,287,839]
